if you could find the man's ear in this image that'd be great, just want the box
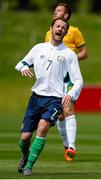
[64,13,69,20]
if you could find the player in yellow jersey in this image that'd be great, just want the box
[45,3,88,161]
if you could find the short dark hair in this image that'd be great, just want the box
[56,3,71,20]
[51,18,69,30]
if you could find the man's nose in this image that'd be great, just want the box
[58,27,62,31]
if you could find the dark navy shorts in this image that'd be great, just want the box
[21,92,62,132]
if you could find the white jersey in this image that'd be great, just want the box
[15,42,83,100]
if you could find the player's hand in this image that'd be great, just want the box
[62,94,71,109]
[21,69,34,77]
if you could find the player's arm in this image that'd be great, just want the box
[21,67,34,77]
[67,52,83,102]
[15,48,34,77]
[75,28,88,60]
[62,93,71,110]
[62,52,83,109]
[77,44,88,60]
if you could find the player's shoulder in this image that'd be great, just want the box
[45,30,51,42]
[33,42,49,49]
[69,25,81,33]
[46,30,51,35]
[62,43,73,52]
[63,44,77,57]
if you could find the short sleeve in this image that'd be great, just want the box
[74,28,85,47]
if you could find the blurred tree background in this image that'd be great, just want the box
[0,0,101,13]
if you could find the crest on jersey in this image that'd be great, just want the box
[57,55,65,63]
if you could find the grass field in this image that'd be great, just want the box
[0,113,101,179]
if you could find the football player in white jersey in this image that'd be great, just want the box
[15,18,83,176]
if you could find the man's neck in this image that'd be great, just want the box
[50,39,62,47]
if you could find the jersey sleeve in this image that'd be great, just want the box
[74,28,85,48]
[67,52,83,101]
[15,47,35,71]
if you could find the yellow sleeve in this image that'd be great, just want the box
[45,31,51,42]
[74,28,85,47]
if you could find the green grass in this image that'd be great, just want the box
[0,113,101,179]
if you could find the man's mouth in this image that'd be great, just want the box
[55,32,61,37]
